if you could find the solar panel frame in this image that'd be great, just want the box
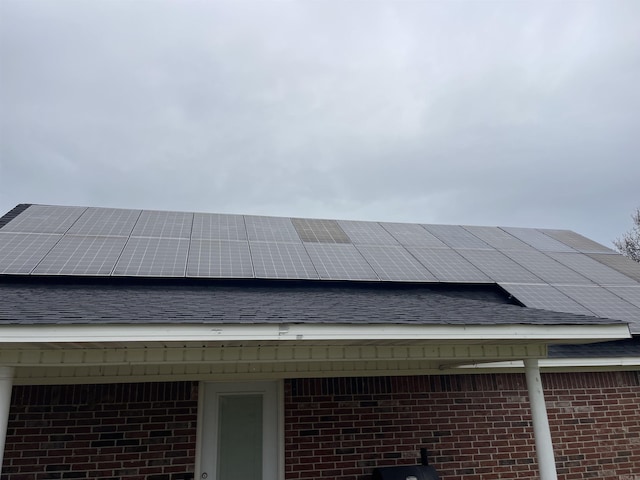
[355,245,437,282]
[547,252,638,285]
[66,207,141,237]
[187,239,254,278]
[250,241,318,279]
[191,213,248,241]
[499,283,596,316]
[456,250,543,283]
[500,227,577,252]
[1,205,87,234]
[405,247,492,283]
[305,243,379,281]
[422,224,493,249]
[113,237,189,277]
[462,226,531,250]
[338,220,400,246]
[130,210,194,239]
[245,216,301,243]
[0,233,62,274]
[32,235,128,276]
[380,223,449,247]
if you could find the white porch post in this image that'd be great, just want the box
[0,367,14,474]
[524,359,557,480]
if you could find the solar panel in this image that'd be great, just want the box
[32,235,127,275]
[555,285,640,326]
[355,245,437,282]
[250,242,318,279]
[539,229,615,253]
[587,253,640,283]
[500,227,576,252]
[547,252,638,285]
[463,226,531,250]
[338,220,399,246]
[291,218,351,243]
[191,213,247,241]
[0,233,62,274]
[501,250,593,285]
[131,210,193,239]
[422,224,492,249]
[187,239,253,278]
[245,216,301,243]
[1,205,86,234]
[405,247,492,283]
[456,250,542,283]
[305,243,379,280]
[499,283,596,316]
[380,223,448,247]
[66,207,141,237]
[113,237,189,276]
[604,286,640,309]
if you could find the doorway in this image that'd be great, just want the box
[198,381,280,480]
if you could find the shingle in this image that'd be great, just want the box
[0,282,618,327]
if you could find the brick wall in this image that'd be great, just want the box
[284,372,640,480]
[3,372,639,480]
[2,382,198,480]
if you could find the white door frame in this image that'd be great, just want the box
[196,380,283,480]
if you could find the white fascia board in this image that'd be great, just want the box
[0,322,630,344]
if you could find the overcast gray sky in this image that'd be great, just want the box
[1,0,638,247]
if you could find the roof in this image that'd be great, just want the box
[0,280,617,327]
[0,204,639,334]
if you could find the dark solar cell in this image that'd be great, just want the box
[187,239,253,278]
[67,207,141,237]
[547,252,638,285]
[355,245,437,281]
[587,253,640,282]
[0,233,62,274]
[1,205,86,234]
[245,216,301,243]
[540,229,615,253]
[292,218,351,243]
[456,250,542,283]
[499,283,595,316]
[463,226,531,250]
[380,223,448,247]
[501,227,576,252]
[250,242,318,279]
[501,250,593,285]
[406,247,492,283]
[131,210,194,239]
[192,213,247,241]
[305,243,379,280]
[338,220,399,245]
[113,237,189,276]
[422,224,492,249]
[33,235,127,275]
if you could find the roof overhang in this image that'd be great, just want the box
[0,322,630,385]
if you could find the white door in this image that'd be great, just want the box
[199,382,279,480]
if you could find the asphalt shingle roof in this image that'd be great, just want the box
[0,281,622,327]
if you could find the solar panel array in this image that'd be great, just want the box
[1,204,639,331]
